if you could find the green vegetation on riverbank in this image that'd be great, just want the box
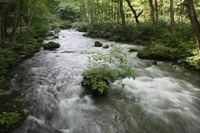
[0,19,55,132]
[0,0,61,131]
[72,21,200,71]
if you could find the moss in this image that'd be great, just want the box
[43,42,60,50]
[137,44,171,61]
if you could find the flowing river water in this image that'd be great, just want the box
[11,30,200,133]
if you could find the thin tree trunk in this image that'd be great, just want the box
[119,0,126,29]
[155,0,158,23]
[148,0,155,24]
[170,0,175,35]
[125,0,143,24]
[0,4,2,42]
[11,5,20,42]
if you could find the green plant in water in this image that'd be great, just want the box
[0,112,21,127]
[82,45,136,95]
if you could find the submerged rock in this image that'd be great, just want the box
[43,42,60,50]
[94,41,103,47]
[103,45,109,49]
[150,60,157,65]
[52,36,59,39]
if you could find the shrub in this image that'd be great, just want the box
[72,22,89,32]
[82,45,136,95]
[0,112,21,127]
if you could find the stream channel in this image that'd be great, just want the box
[11,30,200,133]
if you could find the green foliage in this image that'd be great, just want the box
[59,20,73,29]
[82,45,136,95]
[72,22,89,32]
[186,51,200,69]
[0,112,21,127]
[30,18,51,38]
[59,6,79,21]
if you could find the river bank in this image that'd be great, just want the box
[0,28,59,132]
[72,22,200,72]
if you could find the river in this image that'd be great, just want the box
[11,30,200,133]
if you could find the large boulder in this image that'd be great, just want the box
[137,44,171,61]
[43,42,60,50]
[94,41,103,47]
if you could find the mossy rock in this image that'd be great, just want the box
[137,44,171,61]
[43,42,60,50]
[102,45,109,49]
[52,36,59,39]
[129,48,137,52]
[94,41,103,47]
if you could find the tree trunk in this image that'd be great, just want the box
[119,0,126,29]
[148,0,155,24]
[170,0,175,35]
[11,5,20,42]
[125,0,143,24]
[0,4,2,42]
[0,3,6,41]
[181,0,200,50]
[155,0,158,23]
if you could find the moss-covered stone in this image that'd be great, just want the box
[137,44,171,61]
[43,42,60,50]
[94,41,103,47]
[129,48,138,52]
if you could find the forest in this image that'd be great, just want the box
[0,0,200,132]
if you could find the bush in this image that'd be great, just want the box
[82,45,136,95]
[59,20,73,29]
[0,112,21,126]
[72,22,89,32]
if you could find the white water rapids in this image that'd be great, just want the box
[11,30,200,133]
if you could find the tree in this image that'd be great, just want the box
[119,0,126,28]
[148,0,155,24]
[125,0,143,24]
[180,0,200,50]
[170,0,175,35]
